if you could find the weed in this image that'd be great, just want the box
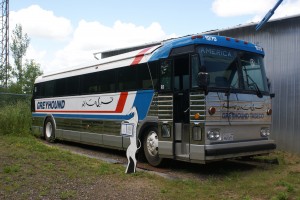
[98,162,111,175]
[0,101,31,136]
[95,162,124,176]
[242,195,252,200]
[276,180,295,193]
[39,186,50,197]
[60,190,76,200]
[161,189,168,193]
[272,192,289,200]
[3,164,21,173]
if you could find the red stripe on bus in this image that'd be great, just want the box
[36,92,129,114]
[115,92,128,112]
[130,47,152,66]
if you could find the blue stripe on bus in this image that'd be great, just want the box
[132,90,154,120]
[32,90,154,121]
[32,113,132,121]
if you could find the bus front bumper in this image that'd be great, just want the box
[205,139,276,161]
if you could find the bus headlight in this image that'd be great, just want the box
[207,129,220,140]
[260,128,270,137]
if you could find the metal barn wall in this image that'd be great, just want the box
[208,16,300,154]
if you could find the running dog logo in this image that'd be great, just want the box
[121,107,141,173]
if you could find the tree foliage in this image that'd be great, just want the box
[22,60,43,94]
[6,24,43,94]
[8,60,43,94]
[10,24,30,83]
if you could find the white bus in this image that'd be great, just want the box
[31,35,276,166]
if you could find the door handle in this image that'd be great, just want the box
[184,107,190,113]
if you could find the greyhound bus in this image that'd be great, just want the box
[31,34,276,166]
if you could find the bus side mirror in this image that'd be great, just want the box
[198,72,210,95]
[270,93,275,98]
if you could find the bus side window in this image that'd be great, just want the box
[66,76,80,96]
[44,80,55,97]
[137,62,158,90]
[117,66,137,91]
[160,60,172,90]
[99,70,116,93]
[80,73,99,94]
[149,62,158,90]
[55,78,66,96]
[34,83,43,98]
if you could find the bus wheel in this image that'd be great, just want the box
[143,127,162,166]
[44,118,55,143]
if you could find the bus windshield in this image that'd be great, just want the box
[194,45,269,94]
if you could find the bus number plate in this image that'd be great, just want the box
[223,133,234,141]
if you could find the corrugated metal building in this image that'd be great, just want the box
[206,15,300,154]
[100,14,300,154]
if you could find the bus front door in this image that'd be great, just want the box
[173,55,190,159]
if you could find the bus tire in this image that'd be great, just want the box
[143,127,163,167]
[44,117,55,143]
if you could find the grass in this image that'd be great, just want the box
[0,101,31,136]
[1,135,300,199]
[60,190,77,200]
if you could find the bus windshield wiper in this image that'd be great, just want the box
[246,74,263,98]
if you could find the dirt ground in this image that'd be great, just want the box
[45,139,279,181]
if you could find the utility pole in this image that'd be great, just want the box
[0,0,9,88]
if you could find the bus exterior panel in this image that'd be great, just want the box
[32,90,155,149]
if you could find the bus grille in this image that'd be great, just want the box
[190,92,206,122]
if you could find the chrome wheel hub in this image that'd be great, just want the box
[45,122,52,138]
[146,131,158,156]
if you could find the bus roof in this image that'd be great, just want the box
[35,34,264,83]
[149,34,264,62]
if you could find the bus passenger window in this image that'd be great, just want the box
[66,76,80,96]
[80,73,99,94]
[149,62,158,90]
[34,83,43,98]
[137,62,158,90]
[99,70,115,93]
[55,79,66,96]
[117,67,137,91]
[44,81,55,97]
[160,60,172,90]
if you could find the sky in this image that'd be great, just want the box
[9,0,300,73]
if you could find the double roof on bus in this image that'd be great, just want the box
[35,34,264,83]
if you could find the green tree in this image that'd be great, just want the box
[9,24,43,94]
[22,59,43,94]
[10,24,30,83]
